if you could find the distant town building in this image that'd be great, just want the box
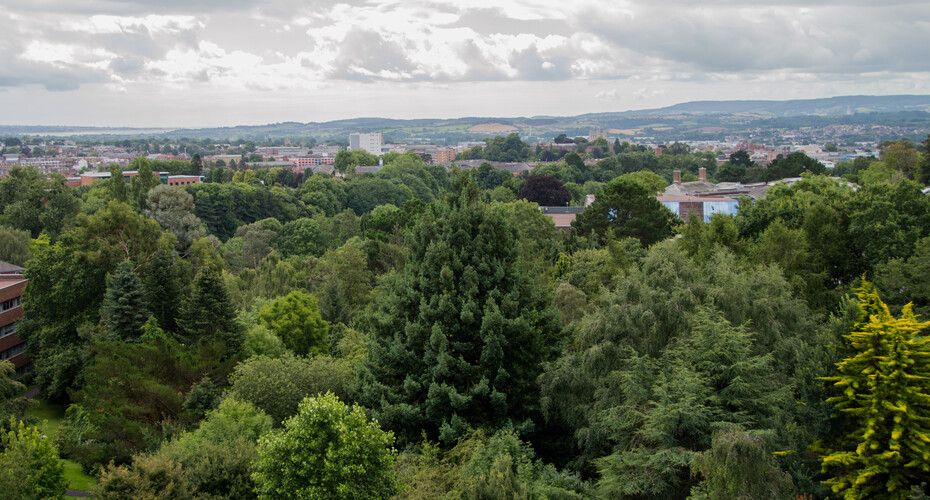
[0,261,28,376]
[293,156,336,169]
[349,132,383,156]
[79,170,202,186]
[430,148,456,164]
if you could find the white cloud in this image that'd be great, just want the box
[0,0,927,125]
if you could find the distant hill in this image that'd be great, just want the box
[2,94,930,141]
[613,94,930,117]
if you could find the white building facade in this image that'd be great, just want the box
[349,132,383,156]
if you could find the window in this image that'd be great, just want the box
[0,342,25,360]
[0,296,20,312]
[0,321,16,339]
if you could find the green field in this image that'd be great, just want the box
[25,400,97,492]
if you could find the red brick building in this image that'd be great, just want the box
[0,262,28,376]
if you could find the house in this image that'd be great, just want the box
[0,262,28,376]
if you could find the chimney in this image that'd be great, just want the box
[673,170,681,185]
[699,167,707,182]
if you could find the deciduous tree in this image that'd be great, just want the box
[251,393,397,499]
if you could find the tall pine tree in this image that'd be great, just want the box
[355,176,560,445]
[179,262,241,354]
[820,281,930,499]
[108,165,127,203]
[101,260,149,341]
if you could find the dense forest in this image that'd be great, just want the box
[1,139,930,499]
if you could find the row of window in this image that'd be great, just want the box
[0,296,21,312]
[0,342,25,361]
[0,321,16,339]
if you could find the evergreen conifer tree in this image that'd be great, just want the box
[356,176,560,445]
[820,281,930,499]
[142,250,181,334]
[130,157,159,212]
[179,262,241,353]
[108,165,127,203]
[101,260,149,340]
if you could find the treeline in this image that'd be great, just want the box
[0,141,928,498]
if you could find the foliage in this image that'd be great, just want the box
[355,177,560,445]
[315,243,373,325]
[258,290,330,356]
[19,202,173,400]
[471,162,511,190]
[572,177,677,246]
[458,134,531,162]
[0,224,31,265]
[518,175,571,207]
[156,398,273,499]
[93,453,196,500]
[129,157,160,212]
[144,184,206,254]
[100,260,149,340]
[178,262,241,350]
[874,236,930,318]
[334,149,379,175]
[616,170,667,193]
[69,336,234,468]
[819,282,930,499]
[226,353,353,424]
[0,420,68,500]
[0,361,30,422]
[251,393,397,499]
[760,152,826,182]
[690,430,794,499]
[0,166,80,238]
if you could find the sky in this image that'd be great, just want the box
[2,0,929,128]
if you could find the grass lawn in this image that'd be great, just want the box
[24,398,97,492]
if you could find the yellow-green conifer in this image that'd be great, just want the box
[820,281,930,499]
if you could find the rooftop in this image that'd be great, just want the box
[0,261,25,274]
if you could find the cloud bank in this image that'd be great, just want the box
[1,0,928,126]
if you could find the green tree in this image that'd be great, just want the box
[93,453,195,500]
[226,353,354,424]
[0,167,79,238]
[0,225,30,266]
[178,262,241,350]
[130,157,160,212]
[517,175,570,206]
[258,290,330,357]
[820,282,930,499]
[334,149,379,175]
[108,165,128,203]
[471,162,511,190]
[316,244,372,325]
[0,420,68,500]
[572,177,677,246]
[617,170,667,193]
[761,152,826,182]
[142,250,182,334]
[251,393,397,499]
[918,135,930,185]
[355,177,560,445]
[592,309,790,498]
[690,430,794,499]
[0,361,30,421]
[190,153,203,176]
[100,260,149,340]
[144,184,206,255]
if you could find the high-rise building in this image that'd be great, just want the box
[349,132,383,156]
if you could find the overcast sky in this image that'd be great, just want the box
[2,0,929,128]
